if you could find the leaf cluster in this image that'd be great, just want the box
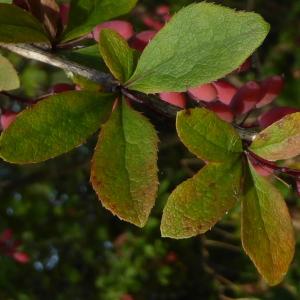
[0,0,299,286]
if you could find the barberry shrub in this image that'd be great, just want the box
[0,0,299,286]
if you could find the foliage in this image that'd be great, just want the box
[241,162,295,286]
[250,112,300,161]
[99,29,138,83]
[91,98,159,227]
[63,0,138,42]
[0,91,114,163]
[0,54,19,91]
[0,3,49,42]
[0,0,300,297]
[126,2,269,93]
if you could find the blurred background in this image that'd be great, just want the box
[0,0,300,299]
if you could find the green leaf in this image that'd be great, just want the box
[91,99,159,227]
[0,3,49,43]
[0,91,114,163]
[99,29,137,83]
[161,159,243,238]
[241,161,295,285]
[63,0,137,42]
[0,54,20,91]
[250,112,300,161]
[176,108,243,162]
[126,2,269,93]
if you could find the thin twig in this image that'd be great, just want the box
[204,239,241,252]
[0,43,258,141]
[246,150,300,178]
[0,43,118,90]
[55,34,92,50]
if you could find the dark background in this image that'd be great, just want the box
[0,0,300,299]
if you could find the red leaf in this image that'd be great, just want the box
[93,20,134,42]
[12,251,30,264]
[59,3,69,26]
[248,154,275,177]
[253,164,274,177]
[13,0,29,10]
[256,75,284,108]
[129,30,156,52]
[188,83,217,102]
[142,16,164,31]
[156,5,171,21]
[50,83,75,94]
[236,57,252,73]
[296,180,300,197]
[159,92,186,108]
[213,80,237,105]
[258,106,299,129]
[206,102,234,123]
[230,81,263,115]
[0,229,13,242]
[1,112,17,130]
[165,251,178,263]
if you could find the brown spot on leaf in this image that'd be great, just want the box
[185,109,192,116]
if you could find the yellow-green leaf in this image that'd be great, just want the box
[161,159,243,238]
[176,108,243,162]
[99,29,137,83]
[0,54,19,91]
[0,91,114,163]
[91,99,159,227]
[241,161,295,285]
[0,3,49,43]
[126,2,269,93]
[250,112,300,161]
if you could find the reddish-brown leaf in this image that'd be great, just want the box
[26,0,61,40]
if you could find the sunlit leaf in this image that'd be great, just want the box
[250,112,300,161]
[176,108,242,162]
[91,99,159,227]
[99,29,138,83]
[91,101,158,227]
[161,159,243,238]
[0,91,114,163]
[241,161,295,285]
[0,54,19,91]
[126,2,269,93]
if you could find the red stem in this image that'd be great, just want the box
[245,150,300,178]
